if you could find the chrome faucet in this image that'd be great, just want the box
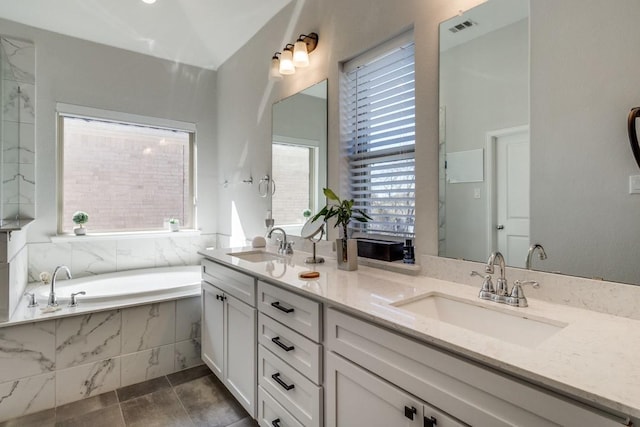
[48,265,72,307]
[485,251,508,302]
[267,227,293,255]
[525,243,547,270]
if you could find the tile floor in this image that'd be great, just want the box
[0,365,256,427]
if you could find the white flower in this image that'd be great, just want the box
[39,272,51,285]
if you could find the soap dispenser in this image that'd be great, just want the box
[403,238,415,264]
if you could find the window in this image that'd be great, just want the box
[58,106,195,234]
[343,33,416,237]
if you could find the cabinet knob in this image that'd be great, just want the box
[424,416,438,427]
[405,406,417,420]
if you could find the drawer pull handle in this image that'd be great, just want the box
[272,372,295,391]
[272,419,281,427]
[271,301,295,313]
[424,416,438,427]
[272,336,294,352]
[405,406,417,420]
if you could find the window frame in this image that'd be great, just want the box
[56,103,197,235]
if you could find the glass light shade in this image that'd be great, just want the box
[270,57,283,80]
[293,40,310,67]
[279,49,295,75]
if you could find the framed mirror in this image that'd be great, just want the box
[271,80,327,237]
[439,0,640,285]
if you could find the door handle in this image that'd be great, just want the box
[628,107,640,168]
[271,372,295,391]
[272,419,281,427]
[272,336,295,352]
[424,416,438,427]
[496,224,504,230]
[271,301,295,313]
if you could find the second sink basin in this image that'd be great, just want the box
[392,293,567,348]
[227,250,284,263]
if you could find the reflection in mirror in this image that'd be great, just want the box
[440,0,640,285]
[439,0,529,267]
[271,80,327,237]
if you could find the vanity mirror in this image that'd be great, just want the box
[439,0,640,285]
[271,80,327,237]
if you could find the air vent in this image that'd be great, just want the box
[448,20,477,33]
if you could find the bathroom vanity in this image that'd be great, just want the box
[200,248,640,426]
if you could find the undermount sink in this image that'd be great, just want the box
[227,250,284,263]
[392,293,567,348]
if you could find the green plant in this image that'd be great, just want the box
[169,218,179,224]
[311,188,370,239]
[302,209,312,218]
[72,211,89,226]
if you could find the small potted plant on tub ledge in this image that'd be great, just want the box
[168,218,180,232]
[72,211,89,236]
[312,188,370,271]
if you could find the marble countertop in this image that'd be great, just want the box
[200,246,640,421]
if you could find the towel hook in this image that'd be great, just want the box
[258,175,276,197]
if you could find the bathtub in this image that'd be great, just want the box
[35,265,202,303]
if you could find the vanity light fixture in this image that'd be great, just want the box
[270,32,319,78]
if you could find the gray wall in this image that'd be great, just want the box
[0,17,218,242]
[530,0,640,283]
[441,19,529,262]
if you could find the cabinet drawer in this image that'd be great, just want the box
[258,281,321,342]
[258,313,322,385]
[202,259,256,306]
[258,386,304,427]
[258,346,322,427]
[327,308,624,427]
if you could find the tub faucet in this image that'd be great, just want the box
[525,243,547,270]
[49,265,72,307]
[267,227,293,255]
[485,251,508,302]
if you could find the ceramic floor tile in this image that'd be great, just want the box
[120,387,192,427]
[166,364,211,387]
[55,404,125,427]
[0,408,55,427]
[116,376,171,402]
[55,392,118,422]
[174,375,246,427]
[228,416,258,427]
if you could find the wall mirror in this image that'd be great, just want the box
[439,0,640,285]
[271,80,327,237]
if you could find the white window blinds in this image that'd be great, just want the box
[343,37,416,237]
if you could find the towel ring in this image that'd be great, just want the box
[258,175,276,197]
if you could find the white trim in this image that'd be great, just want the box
[485,125,529,257]
[56,103,196,132]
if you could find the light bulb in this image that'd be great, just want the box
[279,49,295,75]
[142,0,156,4]
[293,40,309,67]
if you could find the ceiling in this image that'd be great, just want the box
[0,0,292,70]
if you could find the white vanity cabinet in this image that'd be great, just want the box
[256,280,323,427]
[201,260,257,417]
[325,308,626,427]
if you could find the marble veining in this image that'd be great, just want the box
[0,321,55,383]
[120,344,175,388]
[0,37,35,84]
[56,358,121,406]
[0,372,55,421]
[55,310,121,369]
[121,301,175,354]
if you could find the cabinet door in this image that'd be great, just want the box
[225,293,257,417]
[201,282,224,379]
[326,351,425,427]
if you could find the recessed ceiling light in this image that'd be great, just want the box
[142,0,156,4]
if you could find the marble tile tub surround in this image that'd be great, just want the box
[1,36,36,221]
[0,296,202,422]
[27,233,216,282]
[421,254,640,321]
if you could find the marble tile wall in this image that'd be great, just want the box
[27,233,216,282]
[1,36,36,220]
[0,295,202,421]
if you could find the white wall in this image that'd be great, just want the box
[215,0,485,253]
[0,17,218,242]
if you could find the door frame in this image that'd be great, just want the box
[485,125,529,257]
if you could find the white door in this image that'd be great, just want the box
[225,293,257,417]
[494,128,530,267]
[201,283,224,379]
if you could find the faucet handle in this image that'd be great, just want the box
[24,292,38,308]
[506,280,539,307]
[69,291,86,307]
[470,271,495,300]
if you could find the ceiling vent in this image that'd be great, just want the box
[448,20,477,34]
